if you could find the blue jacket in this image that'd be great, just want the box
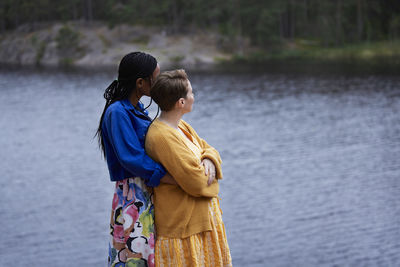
[101,99,166,186]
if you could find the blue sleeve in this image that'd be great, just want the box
[105,108,166,187]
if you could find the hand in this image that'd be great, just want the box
[160,173,177,185]
[202,158,216,185]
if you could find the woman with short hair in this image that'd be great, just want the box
[146,69,232,267]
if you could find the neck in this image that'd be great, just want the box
[129,90,143,107]
[159,110,183,129]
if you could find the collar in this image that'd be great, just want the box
[120,99,150,119]
[120,98,146,112]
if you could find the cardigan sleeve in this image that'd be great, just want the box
[105,108,166,187]
[181,120,223,180]
[145,127,219,198]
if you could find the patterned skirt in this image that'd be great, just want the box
[155,197,232,267]
[108,177,155,267]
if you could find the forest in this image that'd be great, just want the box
[2,0,400,47]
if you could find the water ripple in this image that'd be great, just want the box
[0,70,399,266]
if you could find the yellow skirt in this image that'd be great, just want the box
[155,197,232,267]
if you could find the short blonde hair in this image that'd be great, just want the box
[151,69,189,111]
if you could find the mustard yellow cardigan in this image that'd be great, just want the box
[145,119,223,238]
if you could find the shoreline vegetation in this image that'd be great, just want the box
[0,21,399,74]
[1,0,399,73]
[232,41,400,63]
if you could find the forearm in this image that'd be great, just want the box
[170,164,219,197]
[118,153,166,187]
[107,109,166,186]
[160,173,177,185]
[146,124,219,197]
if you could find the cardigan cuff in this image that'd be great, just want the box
[200,152,223,180]
[146,165,167,187]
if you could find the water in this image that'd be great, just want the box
[0,68,399,266]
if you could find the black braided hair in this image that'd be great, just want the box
[96,52,157,157]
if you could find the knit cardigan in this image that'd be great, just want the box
[145,119,223,238]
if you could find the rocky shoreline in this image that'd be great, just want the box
[2,22,399,75]
[0,21,236,70]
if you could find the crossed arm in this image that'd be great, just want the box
[145,122,222,197]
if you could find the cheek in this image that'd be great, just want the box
[144,86,151,96]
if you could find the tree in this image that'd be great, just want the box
[0,0,399,45]
[357,0,364,41]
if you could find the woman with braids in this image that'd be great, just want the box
[96,52,175,267]
[146,69,232,267]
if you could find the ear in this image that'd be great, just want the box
[136,78,145,91]
[176,97,185,108]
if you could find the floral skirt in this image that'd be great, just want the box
[108,177,155,267]
[155,197,232,267]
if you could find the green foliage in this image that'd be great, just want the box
[56,25,79,52]
[59,57,75,66]
[97,33,111,48]
[1,0,399,48]
[30,34,38,45]
[230,40,400,64]
[256,9,280,45]
[390,15,400,40]
[130,35,150,45]
[55,24,83,65]
[30,34,47,65]
[169,55,185,63]
[35,41,46,65]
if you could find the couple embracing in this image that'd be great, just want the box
[96,52,232,267]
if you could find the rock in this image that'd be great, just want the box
[0,22,235,69]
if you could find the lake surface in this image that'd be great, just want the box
[0,68,399,266]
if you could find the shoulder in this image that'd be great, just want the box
[104,101,129,121]
[146,120,180,156]
[102,101,132,132]
[148,120,170,137]
[147,120,161,137]
[147,120,179,144]
[106,101,125,114]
